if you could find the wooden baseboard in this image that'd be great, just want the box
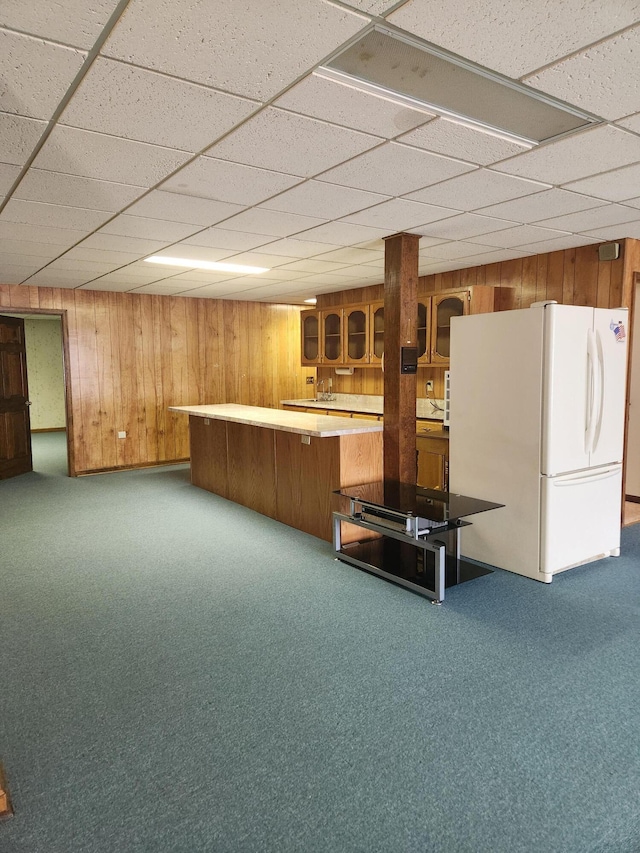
[31,427,66,433]
[0,762,14,820]
[625,495,640,503]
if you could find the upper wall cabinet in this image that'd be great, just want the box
[302,286,506,367]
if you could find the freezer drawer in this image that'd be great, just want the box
[540,465,622,575]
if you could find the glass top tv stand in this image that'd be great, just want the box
[333,482,503,604]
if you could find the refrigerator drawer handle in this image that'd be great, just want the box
[553,469,619,486]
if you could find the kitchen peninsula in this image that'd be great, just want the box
[170,404,383,542]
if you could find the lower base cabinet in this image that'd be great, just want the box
[416,435,449,491]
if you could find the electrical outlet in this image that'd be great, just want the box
[426,381,434,393]
[301,434,311,445]
[306,376,315,384]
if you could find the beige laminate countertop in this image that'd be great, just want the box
[169,404,383,438]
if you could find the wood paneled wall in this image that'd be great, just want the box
[317,239,640,397]
[0,284,311,474]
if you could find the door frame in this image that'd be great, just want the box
[0,308,75,477]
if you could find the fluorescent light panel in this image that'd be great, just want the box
[322,26,601,145]
[145,256,270,274]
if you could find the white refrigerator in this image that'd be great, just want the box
[449,302,629,583]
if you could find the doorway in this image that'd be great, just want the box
[0,310,73,477]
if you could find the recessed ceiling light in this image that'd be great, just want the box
[144,256,270,274]
[320,25,601,145]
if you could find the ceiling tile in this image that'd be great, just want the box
[0,29,86,120]
[0,253,45,272]
[220,251,298,267]
[314,247,382,265]
[156,270,236,284]
[525,26,640,122]
[0,0,124,49]
[14,169,146,210]
[563,163,640,202]
[24,268,95,287]
[0,162,20,194]
[182,228,271,252]
[78,233,167,255]
[1,198,112,231]
[256,238,342,259]
[103,0,367,101]
[386,0,640,78]
[405,169,547,210]
[125,191,244,227]
[261,180,388,219]
[219,208,326,238]
[398,118,530,165]
[0,220,86,246]
[341,198,460,230]
[43,258,121,274]
[617,113,640,134]
[75,279,139,292]
[161,282,238,298]
[0,112,47,166]
[274,73,432,138]
[446,248,534,266]
[84,268,167,286]
[278,259,352,274]
[98,214,197,242]
[503,234,599,254]
[161,157,301,205]
[61,58,258,153]
[534,204,640,233]
[466,224,571,248]
[394,209,510,239]
[207,107,380,178]
[294,272,370,286]
[0,263,41,282]
[318,141,474,195]
[477,188,606,222]
[421,241,498,261]
[62,247,142,265]
[32,126,191,185]
[0,238,63,258]
[290,220,389,246]
[621,196,640,210]
[581,222,640,240]
[492,126,640,185]
[127,281,199,295]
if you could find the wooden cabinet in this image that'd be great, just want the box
[416,433,449,491]
[302,285,504,367]
[430,291,468,364]
[301,309,320,366]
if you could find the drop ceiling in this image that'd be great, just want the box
[2,0,640,304]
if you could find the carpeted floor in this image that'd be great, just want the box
[1,432,640,853]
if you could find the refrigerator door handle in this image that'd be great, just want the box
[551,467,619,486]
[592,330,605,452]
[585,329,599,454]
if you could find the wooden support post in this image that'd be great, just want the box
[0,762,14,820]
[383,232,420,489]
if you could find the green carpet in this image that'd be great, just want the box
[1,433,639,852]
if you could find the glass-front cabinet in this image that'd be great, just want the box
[430,291,468,363]
[301,309,320,365]
[344,304,368,365]
[369,302,384,365]
[322,309,343,364]
[417,299,432,364]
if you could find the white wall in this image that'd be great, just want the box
[24,317,66,431]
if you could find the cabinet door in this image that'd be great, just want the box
[369,302,384,365]
[344,304,369,365]
[430,291,469,364]
[417,299,431,364]
[416,436,449,490]
[301,310,320,365]
[321,309,344,365]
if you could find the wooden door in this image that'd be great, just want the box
[300,309,321,365]
[417,299,431,364]
[430,291,469,364]
[369,302,384,365]
[320,309,344,365]
[0,316,32,479]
